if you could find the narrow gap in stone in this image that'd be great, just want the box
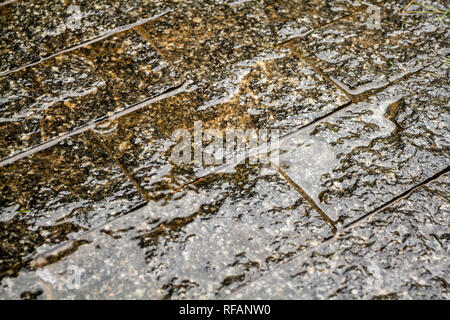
[275,1,369,48]
[226,231,339,299]
[226,167,450,299]
[0,80,187,167]
[286,25,437,104]
[135,25,183,76]
[270,161,338,231]
[0,10,172,78]
[90,129,151,203]
[316,4,369,30]
[286,41,354,101]
[343,166,450,230]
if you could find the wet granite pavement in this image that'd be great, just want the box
[0,0,449,299]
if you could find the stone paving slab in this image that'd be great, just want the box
[0,5,40,75]
[263,0,365,41]
[138,0,366,85]
[235,48,350,134]
[0,29,182,162]
[232,172,449,299]
[0,131,145,283]
[270,63,449,224]
[27,160,334,299]
[0,0,448,301]
[138,1,279,85]
[96,47,349,200]
[0,0,174,74]
[291,0,449,96]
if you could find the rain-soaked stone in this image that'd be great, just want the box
[263,0,364,41]
[0,0,174,73]
[0,270,44,300]
[236,48,350,134]
[96,88,255,200]
[291,0,449,96]
[270,63,449,225]
[29,160,334,299]
[232,172,449,300]
[97,47,349,199]
[0,5,40,75]
[137,1,279,85]
[0,29,182,162]
[135,0,364,105]
[0,130,145,289]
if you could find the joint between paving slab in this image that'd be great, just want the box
[226,166,450,299]
[29,200,149,271]
[287,38,439,104]
[271,161,338,232]
[343,166,450,230]
[316,3,370,30]
[90,129,151,203]
[286,41,355,101]
[0,10,173,78]
[0,80,188,167]
[135,24,183,76]
[226,230,339,299]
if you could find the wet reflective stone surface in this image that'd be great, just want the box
[236,48,350,134]
[26,160,334,299]
[0,0,448,300]
[271,64,449,224]
[138,1,278,83]
[0,0,173,73]
[0,131,145,287]
[263,0,364,41]
[96,47,349,200]
[232,173,449,299]
[291,0,449,96]
[0,29,182,161]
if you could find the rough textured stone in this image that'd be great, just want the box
[291,0,449,96]
[97,47,349,199]
[0,29,182,161]
[138,3,274,86]
[236,48,350,134]
[0,0,173,73]
[232,173,449,300]
[31,160,334,299]
[0,5,40,74]
[0,0,448,301]
[0,131,145,284]
[271,63,449,224]
[263,0,364,41]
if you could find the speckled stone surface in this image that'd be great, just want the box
[96,47,349,200]
[232,173,449,300]
[0,0,448,301]
[271,63,450,225]
[291,0,449,96]
[0,4,40,74]
[138,1,277,85]
[235,48,350,134]
[96,88,253,200]
[0,29,182,161]
[0,0,174,73]
[0,131,145,285]
[26,160,334,299]
[263,0,364,41]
